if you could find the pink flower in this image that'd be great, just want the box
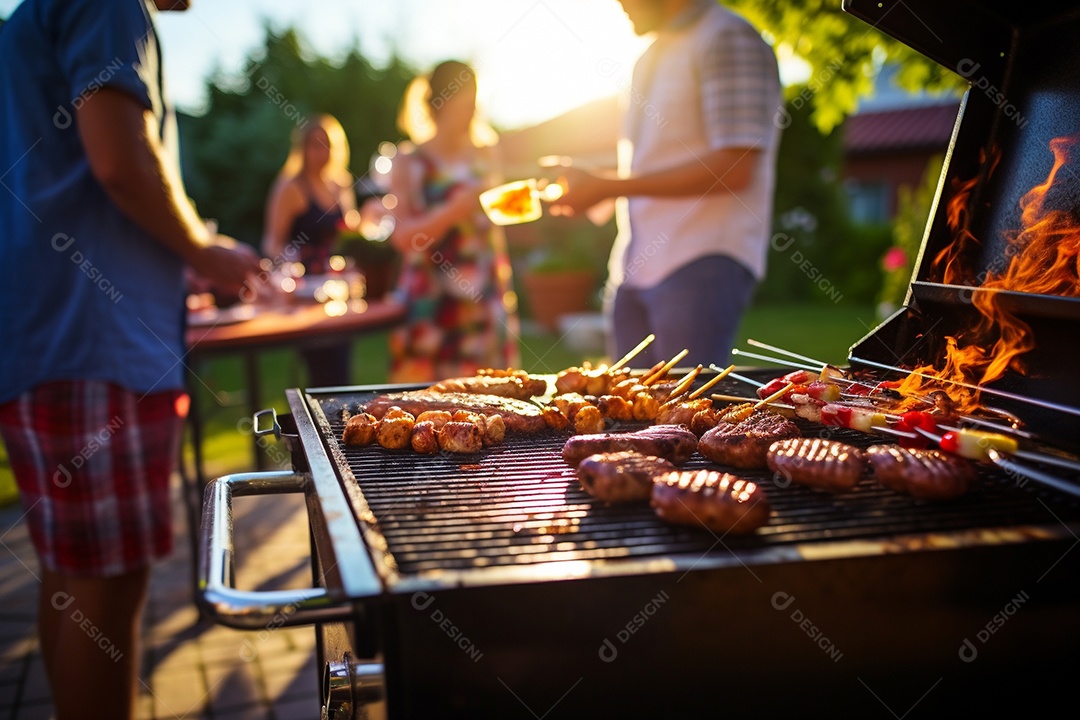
[882,247,908,272]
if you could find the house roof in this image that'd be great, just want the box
[844,102,960,154]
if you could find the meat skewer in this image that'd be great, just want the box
[641,349,688,386]
[608,333,655,372]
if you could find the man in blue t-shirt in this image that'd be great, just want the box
[0,1,259,717]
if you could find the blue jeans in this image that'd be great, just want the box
[608,255,757,368]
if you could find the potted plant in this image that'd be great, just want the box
[519,215,610,332]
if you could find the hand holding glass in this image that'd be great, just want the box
[479,179,565,225]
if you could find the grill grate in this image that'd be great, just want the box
[313,389,1080,577]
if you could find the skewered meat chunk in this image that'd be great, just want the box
[866,444,976,500]
[542,405,571,431]
[553,393,591,421]
[689,408,721,437]
[632,392,659,421]
[698,412,800,469]
[651,470,771,534]
[573,404,606,434]
[426,372,548,400]
[766,438,865,492]
[411,420,439,454]
[597,395,634,421]
[365,391,547,434]
[375,413,415,450]
[562,425,698,467]
[718,402,755,425]
[437,421,483,454]
[655,398,711,427]
[576,451,675,502]
[342,413,378,446]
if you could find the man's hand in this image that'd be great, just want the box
[549,167,616,217]
[188,237,261,296]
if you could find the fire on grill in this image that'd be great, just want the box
[196,1,1080,717]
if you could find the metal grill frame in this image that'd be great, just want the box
[294,378,1080,600]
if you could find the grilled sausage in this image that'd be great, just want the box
[365,391,547,434]
[576,451,676,502]
[437,421,483,454]
[766,437,865,492]
[651,469,771,534]
[342,412,378,446]
[481,414,506,446]
[866,444,977,500]
[562,425,698,467]
[698,412,801,469]
[376,414,415,451]
[411,420,439,454]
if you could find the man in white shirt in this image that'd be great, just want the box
[554,0,782,367]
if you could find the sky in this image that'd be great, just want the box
[0,0,658,130]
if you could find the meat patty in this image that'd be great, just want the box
[866,444,977,500]
[698,412,800,469]
[651,470,771,534]
[562,425,698,467]
[427,373,548,400]
[576,451,675,503]
[365,391,547,435]
[766,437,865,492]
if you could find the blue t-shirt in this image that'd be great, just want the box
[0,0,186,403]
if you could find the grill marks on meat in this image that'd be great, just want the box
[698,412,800,469]
[427,373,548,400]
[365,391,547,435]
[562,425,698,467]
[766,438,865,492]
[576,451,675,502]
[651,470,771,534]
[866,445,977,500]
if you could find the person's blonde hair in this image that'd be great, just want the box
[396,60,497,147]
[277,113,353,188]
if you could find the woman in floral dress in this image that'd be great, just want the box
[386,60,520,383]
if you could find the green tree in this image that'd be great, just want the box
[726,0,964,132]
[178,27,416,247]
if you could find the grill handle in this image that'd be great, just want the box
[197,470,354,629]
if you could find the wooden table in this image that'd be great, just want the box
[184,298,405,483]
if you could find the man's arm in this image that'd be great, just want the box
[552,146,759,216]
[76,87,258,291]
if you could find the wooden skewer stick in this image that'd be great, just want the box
[731,348,821,373]
[688,363,734,400]
[667,365,703,400]
[726,371,765,388]
[609,334,655,372]
[753,382,793,411]
[746,338,831,370]
[642,349,688,386]
[711,394,793,410]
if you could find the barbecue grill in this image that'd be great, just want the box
[197,1,1080,717]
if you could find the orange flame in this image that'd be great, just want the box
[901,136,1080,412]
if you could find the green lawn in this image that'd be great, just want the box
[0,303,876,504]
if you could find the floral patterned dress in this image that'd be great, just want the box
[389,150,520,383]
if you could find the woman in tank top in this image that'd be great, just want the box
[386,61,520,383]
[263,114,358,385]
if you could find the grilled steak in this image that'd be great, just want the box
[561,425,698,467]
[866,444,977,500]
[651,469,771,534]
[427,373,548,400]
[576,451,676,502]
[698,411,800,469]
[766,438,865,492]
[365,391,547,434]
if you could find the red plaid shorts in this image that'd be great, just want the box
[0,381,188,577]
